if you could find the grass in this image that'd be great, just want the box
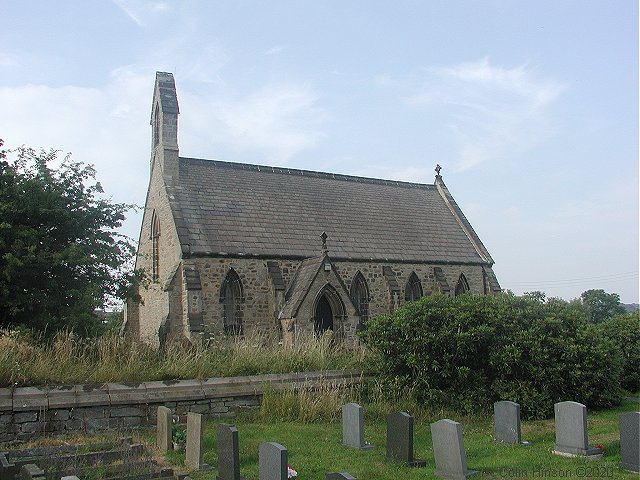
[0,329,371,387]
[163,395,639,480]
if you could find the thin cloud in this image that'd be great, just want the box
[0,68,151,240]
[266,46,285,56]
[0,52,19,68]
[406,58,564,171]
[183,84,326,164]
[112,0,171,27]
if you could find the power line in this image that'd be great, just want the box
[508,271,638,288]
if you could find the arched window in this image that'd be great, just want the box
[405,272,423,302]
[350,272,370,324]
[455,273,470,296]
[220,268,243,335]
[153,103,160,147]
[151,212,160,281]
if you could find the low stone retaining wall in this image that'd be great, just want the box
[0,370,364,444]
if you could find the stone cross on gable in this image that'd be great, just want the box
[321,231,329,255]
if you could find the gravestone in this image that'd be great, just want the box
[385,412,426,467]
[157,406,172,452]
[217,423,245,480]
[619,412,640,473]
[259,442,288,480]
[494,401,529,445]
[18,464,45,480]
[326,473,358,479]
[342,403,374,450]
[186,412,211,471]
[431,419,478,479]
[553,401,602,458]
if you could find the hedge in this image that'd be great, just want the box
[361,293,624,419]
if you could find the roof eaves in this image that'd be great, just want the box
[435,176,494,265]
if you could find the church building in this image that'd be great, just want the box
[124,72,501,346]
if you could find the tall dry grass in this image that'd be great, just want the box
[257,381,358,423]
[0,329,371,387]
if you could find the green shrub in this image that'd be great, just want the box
[598,312,640,392]
[360,293,623,419]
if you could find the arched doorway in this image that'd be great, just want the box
[313,285,345,338]
[314,294,334,336]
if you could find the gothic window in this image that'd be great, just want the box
[405,272,423,302]
[151,211,160,281]
[350,271,370,324]
[455,273,470,296]
[153,103,160,147]
[220,268,243,335]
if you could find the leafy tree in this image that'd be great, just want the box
[580,289,626,323]
[0,140,137,336]
[599,312,640,392]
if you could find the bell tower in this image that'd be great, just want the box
[150,72,179,185]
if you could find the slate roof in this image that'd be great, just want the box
[169,157,494,265]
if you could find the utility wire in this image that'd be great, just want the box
[508,271,638,288]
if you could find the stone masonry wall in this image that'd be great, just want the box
[133,162,184,346]
[0,371,363,445]
[193,258,486,336]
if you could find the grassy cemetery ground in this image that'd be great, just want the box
[162,395,639,480]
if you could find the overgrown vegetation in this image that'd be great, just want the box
[0,330,371,387]
[360,292,635,420]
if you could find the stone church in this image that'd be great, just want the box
[124,72,501,346]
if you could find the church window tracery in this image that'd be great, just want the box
[455,273,470,296]
[350,271,370,324]
[405,272,423,302]
[220,268,244,335]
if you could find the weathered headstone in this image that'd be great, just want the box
[217,423,245,480]
[186,412,210,470]
[157,406,172,452]
[259,442,288,480]
[494,401,529,445]
[431,419,478,479]
[553,401,602,458]
[619,412,640,473]
[385,411,426,467]
[18,464,45,479]
[326,473,358,480]
[342,403,374,450]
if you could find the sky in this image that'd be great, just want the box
[0,1,638,303]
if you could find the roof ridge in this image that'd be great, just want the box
[178,156,435,190]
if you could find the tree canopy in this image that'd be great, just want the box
[0,140,137,336]
[580,288,626,323]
